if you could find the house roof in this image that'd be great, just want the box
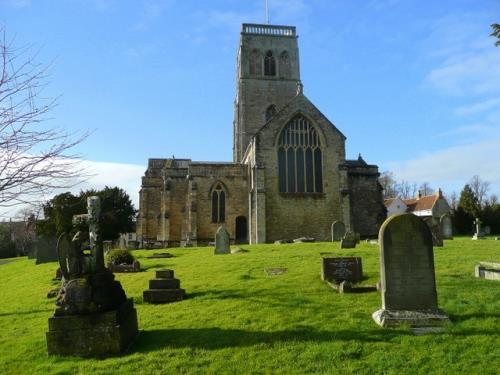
[383,198,396,208]
[403,194,438,212]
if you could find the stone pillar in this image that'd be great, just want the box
[255,166,266,243]
[187,179,198,246]
[159,178,171,243]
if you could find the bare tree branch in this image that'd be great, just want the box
[0,28,88,207]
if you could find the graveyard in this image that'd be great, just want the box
[0,237,498,374]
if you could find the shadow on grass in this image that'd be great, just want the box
[133,327,409,352]
[449,311,500,323]
[141,263,173,271]
[0,308,53,317]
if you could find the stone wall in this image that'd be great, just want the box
[249,94,349,242]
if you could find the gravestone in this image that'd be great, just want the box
[143,269,185,303]
[293,237,315,243]
[423,217,443,247]
[372,214,449,332]
[340,231,356,249]
[321,257,363,282]
[46,196,138,357]
[35,236,59,264]
[331,221,346,242]
[440,214,453,240]
[472,218,485,240]
[214,226,230,254]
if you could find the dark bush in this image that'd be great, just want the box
[107,249,135,265]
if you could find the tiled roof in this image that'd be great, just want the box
[403,194,438,212]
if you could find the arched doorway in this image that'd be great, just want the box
[235,216,248,244]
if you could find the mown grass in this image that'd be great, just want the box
[0,238,498,374]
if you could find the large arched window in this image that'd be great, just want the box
[249,49,262,76]
[265,104,277,122]
[211,183,226,222]
[264,50,276,76]
[277,115,323,193]
[279,51,291,78]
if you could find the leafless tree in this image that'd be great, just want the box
[469,175,490,208]
[449,191,458,210]
[379,171,397,199]
[397,180,418,199]
[0,29,87,207]
[418,182,434,196]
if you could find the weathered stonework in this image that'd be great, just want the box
[137,23,386,246]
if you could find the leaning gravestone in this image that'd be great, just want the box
[372,214,450,332]
[321,257,363,283]
[35,236,59,264]
[214,226,230,254]
[46,196,138,357]
[340,231,356,249]
[331,221,346,242]
[440,214,453,240]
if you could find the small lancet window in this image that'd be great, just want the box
[277,115,323,194]
[279,51,291,78]
[211,184,226,223]
[264,50,276,76]
[249,49,262,75]
[265,105,277,122]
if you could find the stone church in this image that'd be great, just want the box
[137,23,386,246]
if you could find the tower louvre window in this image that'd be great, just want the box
[211,184,226,222]
[264,50,276,76]
[249,49,262,75]
[277,115,323,193]
[279,51,290,78]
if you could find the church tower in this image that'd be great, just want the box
[233,24,301,162]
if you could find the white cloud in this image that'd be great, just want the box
[384,139,500,194]
[454,98,500,116]
[425,48,500,96]
[0,160,145,219]
[0,0,30,8]
[134,0,174,31]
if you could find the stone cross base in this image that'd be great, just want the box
[472,233,485,240]
[372,309,450,333]
[143,269,185,303]
[46,298,138,357]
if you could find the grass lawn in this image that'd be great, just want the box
[0,238,499,374]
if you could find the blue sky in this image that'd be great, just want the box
[1,0,499,215]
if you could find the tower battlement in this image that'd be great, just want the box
[241,23,296,37]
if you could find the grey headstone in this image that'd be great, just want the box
[440,214,453,240]
[372,214,449,330]
[35,236,58,264]
[423,217,443,247]
[340,231,356,249]
[214,226,230,255]
[331,221,346,242]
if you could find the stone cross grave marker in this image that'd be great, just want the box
[331,221,346,242]
[321,257,363,283]
[372,214,449,332]
[472,218,484,240]
[214,226,230,254]
[440,214,453,240]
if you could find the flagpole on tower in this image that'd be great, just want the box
[265,0,269,24]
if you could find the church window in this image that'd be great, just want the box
[265,105,277,122]
[264,50,276,76]
[211,184,226,222]
[277,115,323,193]
[279,51,291,78]
[249,49,262,75]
